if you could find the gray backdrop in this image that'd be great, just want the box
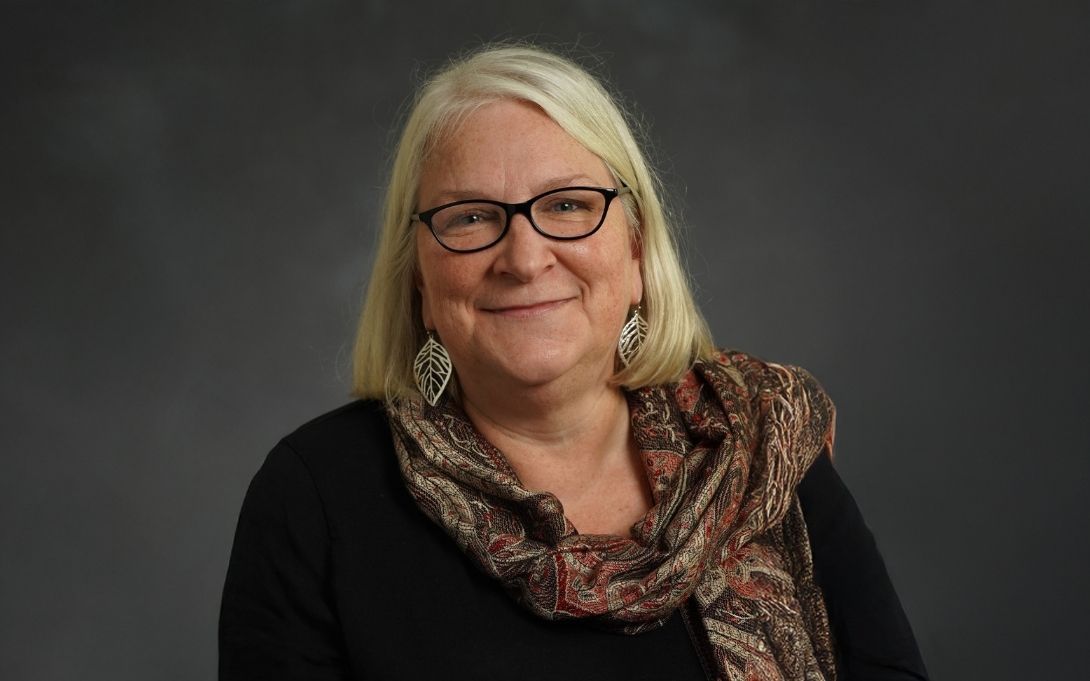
[4,1,1088,679]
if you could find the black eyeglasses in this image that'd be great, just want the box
[411,186,632,253]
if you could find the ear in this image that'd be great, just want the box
[629,255,644,307]
[628,224,643,260]
[415,270,435,330]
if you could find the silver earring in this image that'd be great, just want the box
[618,305,648,367]
[413,331,452,406]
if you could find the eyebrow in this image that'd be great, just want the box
[427,175,603,204]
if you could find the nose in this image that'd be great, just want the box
[491,213,556,282]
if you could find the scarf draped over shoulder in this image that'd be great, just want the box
[387,349,838,680]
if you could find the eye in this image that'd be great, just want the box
[436,204,503,234]
[543,197,590,214]
[453,211,485,225]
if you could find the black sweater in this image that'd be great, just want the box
[219,400,928,680]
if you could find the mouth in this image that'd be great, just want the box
[482,298,574,318]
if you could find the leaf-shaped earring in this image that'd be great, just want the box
[617,305,648,367]
[413,331,453,406]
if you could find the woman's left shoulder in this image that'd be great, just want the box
[703,349,836,457]
[707,348,831,404]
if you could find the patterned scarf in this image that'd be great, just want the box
[387,350,838,680]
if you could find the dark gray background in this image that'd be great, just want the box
[3,1,1088,679]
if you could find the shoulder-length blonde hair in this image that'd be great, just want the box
[352,44,714,401]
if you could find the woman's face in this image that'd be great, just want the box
[415,99,643,396]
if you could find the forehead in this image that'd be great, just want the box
[418,99,612,202]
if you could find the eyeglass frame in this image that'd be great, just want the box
[410,185,633,254]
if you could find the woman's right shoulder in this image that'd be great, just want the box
[237,399,415,547]
[280,399,391,454]
[257,399,397,497]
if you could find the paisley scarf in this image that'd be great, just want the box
[386,350,838,680]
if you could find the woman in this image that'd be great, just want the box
[220,45,929,680]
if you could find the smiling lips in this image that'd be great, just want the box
[482,298,574,318]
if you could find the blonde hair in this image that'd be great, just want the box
[352,44,714,400]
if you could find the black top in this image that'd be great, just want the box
[219,400,928,680]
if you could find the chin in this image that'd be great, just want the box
[491,343,611,390]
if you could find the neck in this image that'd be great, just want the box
[460,377,629,465]
[459,371,652,536]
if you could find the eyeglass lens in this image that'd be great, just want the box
[431,188,610,251]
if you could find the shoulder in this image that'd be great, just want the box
[227,402,392,558]
[700,348,837,459]
[709,348,829,402]
[247,399,412,540]
[259,399,397,503]
[280,399,391,455]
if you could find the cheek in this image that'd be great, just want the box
[417,230,463,320]
[417,252,479,331]
[415,235,434,328]
[417,268,452,330]
[594,231,642,305]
